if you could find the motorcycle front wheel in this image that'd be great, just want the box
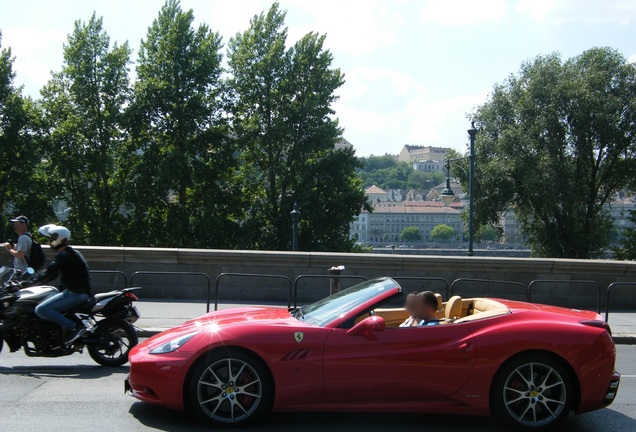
[88,318,138,367]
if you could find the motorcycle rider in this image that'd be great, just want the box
[33,224,92,345]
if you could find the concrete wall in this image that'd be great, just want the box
[49,247,636,311]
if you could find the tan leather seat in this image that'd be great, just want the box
[445,295,463,321]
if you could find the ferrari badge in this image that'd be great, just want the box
[294,332,304,343]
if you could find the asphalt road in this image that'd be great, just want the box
[1,345,635,432]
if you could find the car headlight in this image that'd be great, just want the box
[149,331,200,354]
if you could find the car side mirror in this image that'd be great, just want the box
[347,316,385,337]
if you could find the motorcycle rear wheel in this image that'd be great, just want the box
[88,318,138,367]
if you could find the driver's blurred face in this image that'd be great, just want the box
[405,295,418,316]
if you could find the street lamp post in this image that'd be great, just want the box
[467,121,477,257]
[290,203,300,251]
[440,121,477,256]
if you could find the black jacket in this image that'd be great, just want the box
[37,246,91,295]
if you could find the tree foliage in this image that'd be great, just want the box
[614,210,636,260]
[357,156,444,191]
[227,3,368,251]
[126,0,238,247]
[430,224,455,242]
[0,32,53,239]
[400,226,421,242]
[40,14,131,245]
[469,47,636,258]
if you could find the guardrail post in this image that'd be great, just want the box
[328,265,344,295]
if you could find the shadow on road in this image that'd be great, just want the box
[128,401,636,432]
[129,402,503,432]
[0,363,129,380]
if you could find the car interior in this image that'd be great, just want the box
[357,294,512,328]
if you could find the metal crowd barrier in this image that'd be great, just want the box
[89,269,128,289]
[450,278,528,300]
[606,282,636,322]
[390,276,451,299]
[88,268,636,323]
[129,271,212,312]
[528,279,601,314]
[214,273,292,311]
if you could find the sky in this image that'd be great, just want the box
[1,0,636,157]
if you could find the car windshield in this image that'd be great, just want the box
[294,277,399,327]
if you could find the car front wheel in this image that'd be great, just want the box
[492,353,573,431]
[189,349,272,427]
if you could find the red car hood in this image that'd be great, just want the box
[140,306,299,348]
[498,299,602,320]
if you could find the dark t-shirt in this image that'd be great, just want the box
[39,246,91,295]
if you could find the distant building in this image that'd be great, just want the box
[499,210,526,244]
[398,145,449,163]
[350,201,464,243]
[335,137,353,151]
[413,160,445,173]
[404,189,425,202]
[386,189,404,202]
[364,185,388,203]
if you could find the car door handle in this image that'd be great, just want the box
[456,342,473,352]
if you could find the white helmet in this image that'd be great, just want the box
[39,224,71,249]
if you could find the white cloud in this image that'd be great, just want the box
[284,0,404,54]
[421,0,509,25]
[515,0,555,22]
[515,0,636,25]
[333,66,489,156]
[2,26,66,92]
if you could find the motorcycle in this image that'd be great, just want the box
[0,266,141,367]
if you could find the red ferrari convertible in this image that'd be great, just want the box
[125,277,619,430]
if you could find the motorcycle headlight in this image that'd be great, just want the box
[149,331,199,354]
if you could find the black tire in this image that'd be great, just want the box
[88,318,138,367]
[188,349,273,427]
[0,337,3,355]
[492,353,574,431]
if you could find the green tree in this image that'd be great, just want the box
[407,170,444,191]
[0,32,52,235]
[478,225,501,243]
[127,0,238,247]
[614,210,636,260]
[430,224,455,242]
[469,48,636,258]
[40,14,131,245]
[400,226,421,242]
[228,3,369,251]
[359,154,397,171]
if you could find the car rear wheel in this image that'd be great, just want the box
[189,349,272,427]
[493,354,573,431]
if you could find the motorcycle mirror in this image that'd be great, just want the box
[26,267,35,275]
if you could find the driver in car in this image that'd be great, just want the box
[417,291,440,326]
[399,293,420,327]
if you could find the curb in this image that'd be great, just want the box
[135,328,163,338]
[612,335,636,345]
[135,329,636,345]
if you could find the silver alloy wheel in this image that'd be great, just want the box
[502,362,567,427]
[196,357,263,424]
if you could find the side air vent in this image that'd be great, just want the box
[281,349,311,361]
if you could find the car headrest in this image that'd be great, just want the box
[434,293,443,310]
[446,295,463,320]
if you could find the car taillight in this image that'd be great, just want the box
[580,320,612,336]
[124,292,139,301]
